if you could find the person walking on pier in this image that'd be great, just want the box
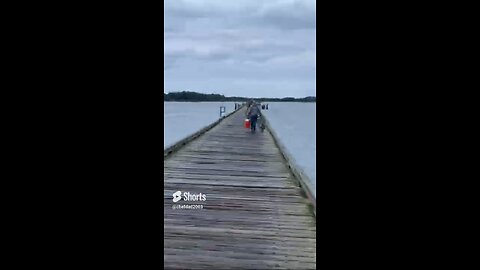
[246,100,261,133]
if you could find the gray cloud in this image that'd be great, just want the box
[164,0,316,98]
[254,0,316,29]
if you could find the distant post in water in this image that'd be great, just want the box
[220,106,226,117]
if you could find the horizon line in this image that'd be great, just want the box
[164,91,316,99]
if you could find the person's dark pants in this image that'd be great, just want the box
[249,115,258,132]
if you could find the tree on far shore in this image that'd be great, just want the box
[164,91,315,102]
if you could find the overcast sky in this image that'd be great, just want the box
[164,0,316,98]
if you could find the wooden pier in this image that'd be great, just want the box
[164,106,316,269]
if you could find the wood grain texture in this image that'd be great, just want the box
[164,107,316,269]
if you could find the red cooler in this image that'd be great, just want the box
[244,119,250,129]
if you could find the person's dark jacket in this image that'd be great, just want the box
[247,104,261,118]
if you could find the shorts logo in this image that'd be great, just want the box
[172,191,182,202]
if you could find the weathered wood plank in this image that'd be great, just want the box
[164,247,316,263]
[171,153,284,162]
[165,168,290,178]
[164,254,316,270]
[164,178,296,189]
[164,164,290,173]
[164,238,317,254]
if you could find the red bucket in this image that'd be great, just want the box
[244,119,250,129]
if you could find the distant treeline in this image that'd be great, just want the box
[164,91,316,102]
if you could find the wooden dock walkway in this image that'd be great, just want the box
[164,106,316,269]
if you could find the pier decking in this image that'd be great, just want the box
[164,107,316,269]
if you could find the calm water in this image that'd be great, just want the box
[262,102,316,197]
[164,102,236,149]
